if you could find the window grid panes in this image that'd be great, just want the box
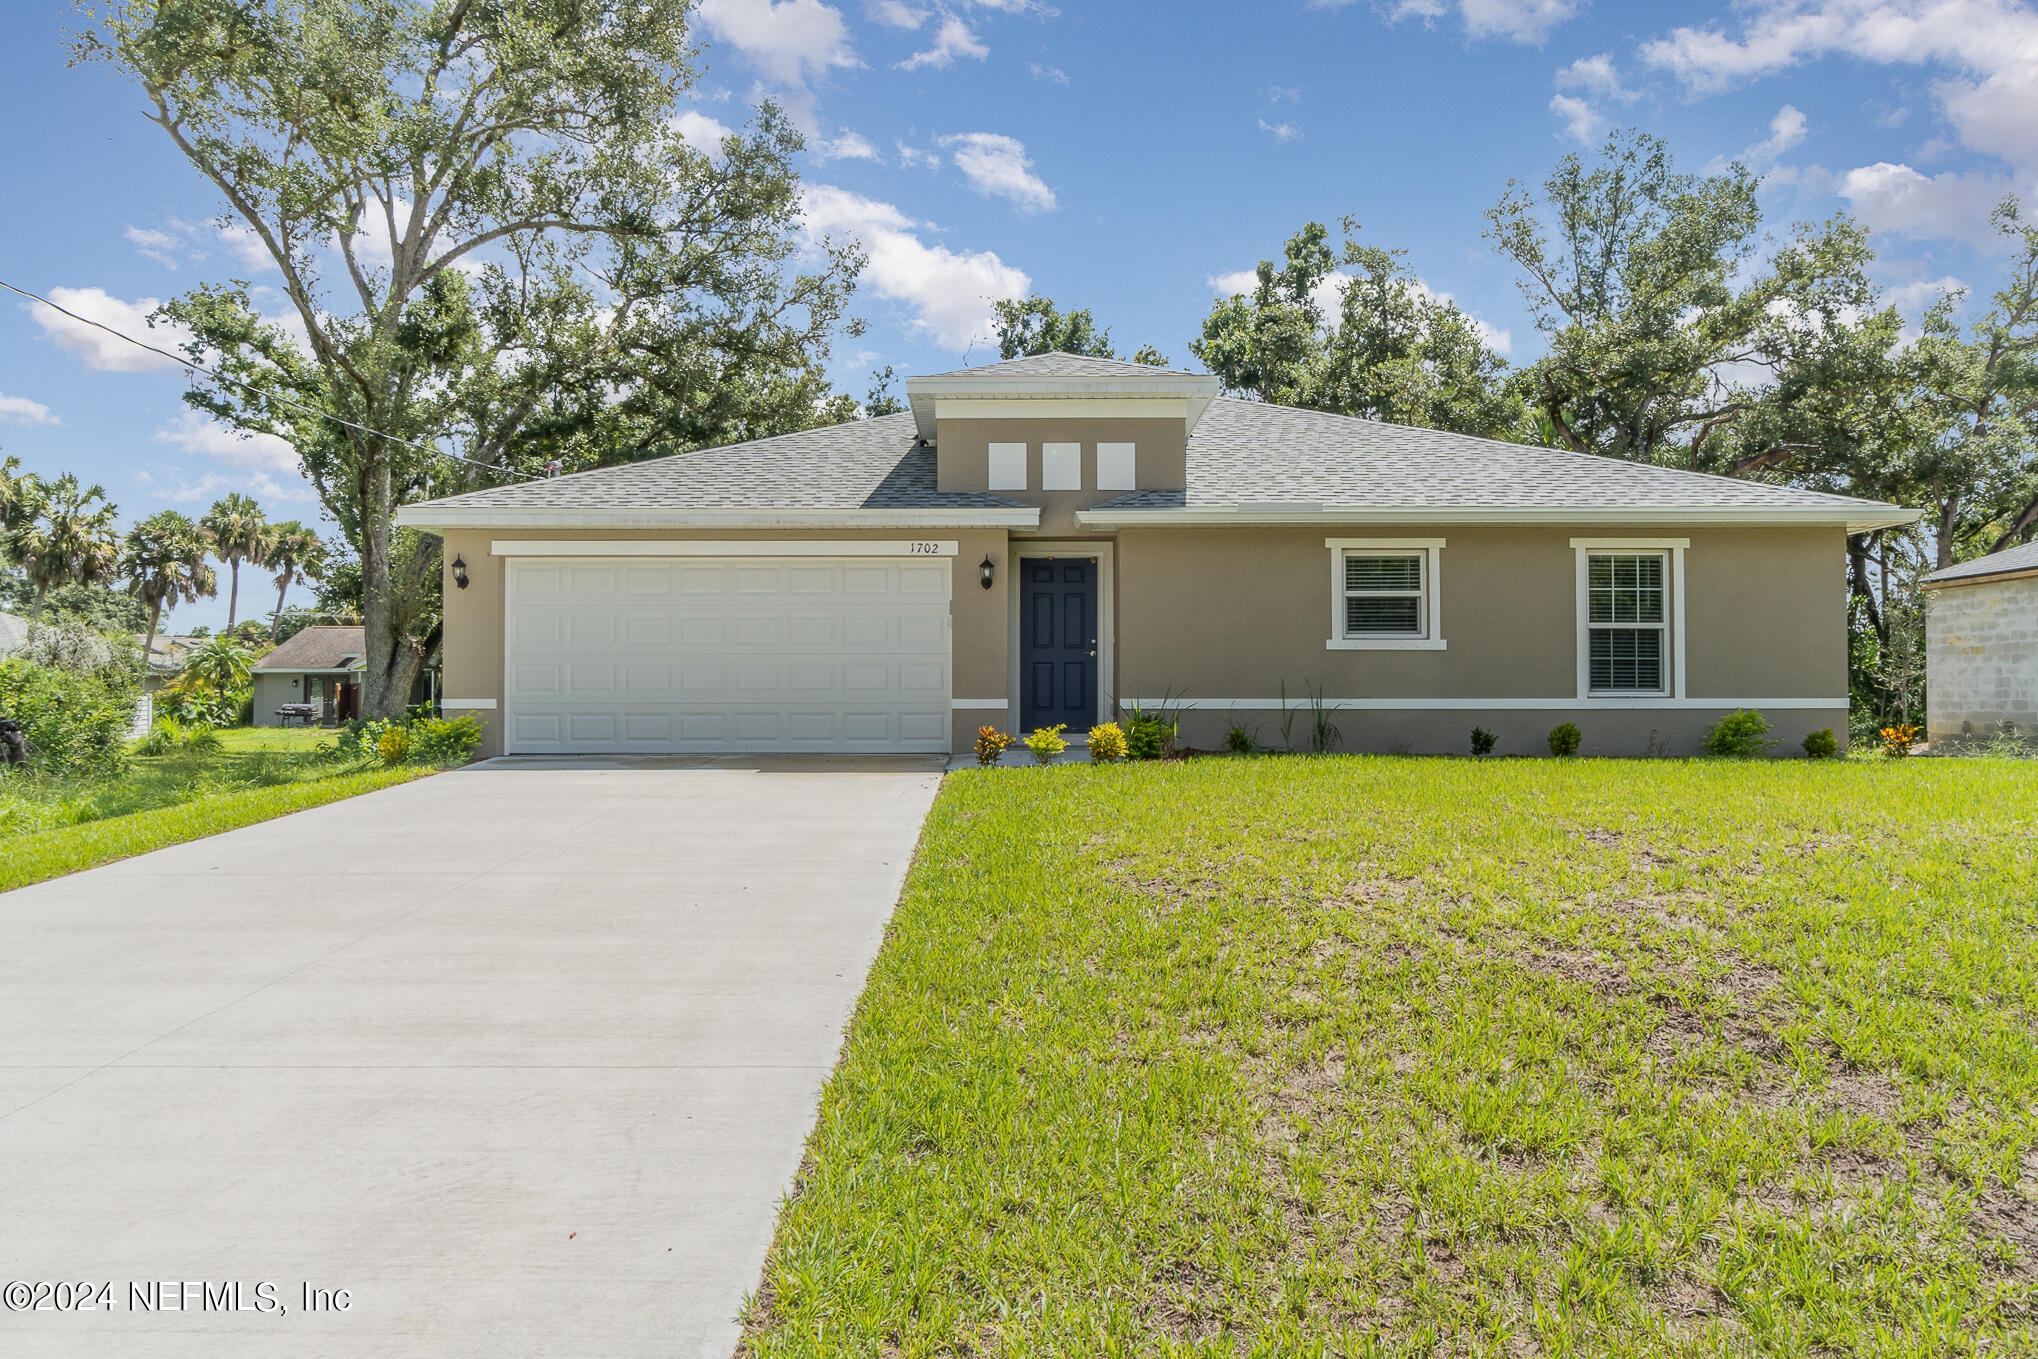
[1587,552,1668,691]
[1342,552,1424,638]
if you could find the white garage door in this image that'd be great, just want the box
[503,555,952,754]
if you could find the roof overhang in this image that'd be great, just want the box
[1073,504,1923,533]
[394,505,1043,531]
[1921,564,2038,590]
[904,371,1221,442]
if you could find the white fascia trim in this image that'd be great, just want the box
[489,539,959,558]
[1074,506,1918,531]
[441,698,498,711]
[1119,697,1849,711]
[951,698,1008,710]
[395,507,1040,531]
[936,397,1190,420]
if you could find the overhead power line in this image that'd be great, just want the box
[0,278,539,482]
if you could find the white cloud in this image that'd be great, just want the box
[1639,0,2038,165]
[817,129,881,161]
[1258,118,1303,143]
[696,0,857,86]
[1555,53,1636,100]
[153,411,314,504]
[1548,93,1606,144]
[26,287,192,373]
[212,222,275,273]
[671,109,737,153]
[1358,0,1578,43]
[802,185,1028,348]
[897,141,941,169]
[869,0,926,25]
[1744,103,1809,165]
[1884,273,1968,318]
[126,227,181,269]
[939,132,1056,211]
[898,15,988,69]
[0,394,59,426]
[1838,161,2025,246]
[1030,61,1069,84]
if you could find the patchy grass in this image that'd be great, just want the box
[0,765,426,893]
[743,756,2038,1356]
[0,725,417,890]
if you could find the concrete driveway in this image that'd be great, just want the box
[0,756,944,1358]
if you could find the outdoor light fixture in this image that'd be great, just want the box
[979,555,996,590]
[451,555,469,590]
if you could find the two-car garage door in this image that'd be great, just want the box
[502,552,952,755]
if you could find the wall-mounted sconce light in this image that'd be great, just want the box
[451,555,469,590]
[979,554,996,590]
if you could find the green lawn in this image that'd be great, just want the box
[743,756,2038,1357]
[0,725,426,891]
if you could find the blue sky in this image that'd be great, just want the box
[2,0,2034,631]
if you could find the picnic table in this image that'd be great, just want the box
[275,704,320,728]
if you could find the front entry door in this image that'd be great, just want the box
[1020,557,1098,732]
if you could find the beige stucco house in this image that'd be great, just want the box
[396,354,1917,759]
[1923,540,2038,746]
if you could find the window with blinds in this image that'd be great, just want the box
[1342,551,1425,638]
[1587,552,1667,691]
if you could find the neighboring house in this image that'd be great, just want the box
[251,626,365,727]
[395,353,1918,759]
[1923,540,2038,746]
[142,634,203,691]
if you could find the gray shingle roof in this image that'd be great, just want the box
[916,352,1204,380]
[254,626,365,672]
[402,392,1904,520]
[408,414,1024,512]
[1924,539,2038,586]
[1089,399,1881,511]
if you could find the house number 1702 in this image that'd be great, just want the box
[907,542,942,554]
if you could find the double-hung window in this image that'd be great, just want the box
[1325,539,1445,649]
[1572,539,1686,698]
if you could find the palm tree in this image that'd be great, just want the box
[11,474,120,620]
[0,452,44,538]
[262,521,328,639]
[201,493,268,631]
[181,633,254,695]
[123,510,217,659]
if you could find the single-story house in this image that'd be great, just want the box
[1923,539,2038,746]
[251,626,365,726]
[395,353,1918,759]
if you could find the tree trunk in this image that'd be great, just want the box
[30,583,46,622]
[358,454,413,720]
[144,599,163,665]
[225,557,240,630]
[1935,497,1959,570]
[272,577,290,641]
[1848,537,1886,649]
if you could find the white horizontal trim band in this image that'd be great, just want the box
[1571,536,1690,549]
[395,507,1040,530]
[441,699,498,711]
[1325,639,1448,651]
[951,699,1009,710]
[489,539,959,558]
[1118,697,1848,711]
[1077,506,1916,531]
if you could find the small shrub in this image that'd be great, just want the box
[1470,726,1497,756]
[1024,724,1067,765]
[1547,722,1582,757]
[408,715,483,766]
[1225,725,1255,755]
[0,657,140,777]
[1126,716,1169,760]
[1878,723,1920,758]
[376,725,413,767]
[1087,721,1127,763]
[1703,708,1775,758]
[1802,728,1839,759]
[974,725,1015,768]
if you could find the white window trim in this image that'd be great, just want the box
[1572,538,1687,701]
[1096,442,1137,491]
[1324,538,1446,651]
[1042,441,1082,491]
[988,442,1028,491]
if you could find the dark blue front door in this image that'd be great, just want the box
[1021,557,1098,732]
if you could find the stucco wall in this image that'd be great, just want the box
[1108,523,1849,756]
[250,672,299,728]
[438,526,1010,758]
[1926,574,2038,743]
[937,417,1186,536]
